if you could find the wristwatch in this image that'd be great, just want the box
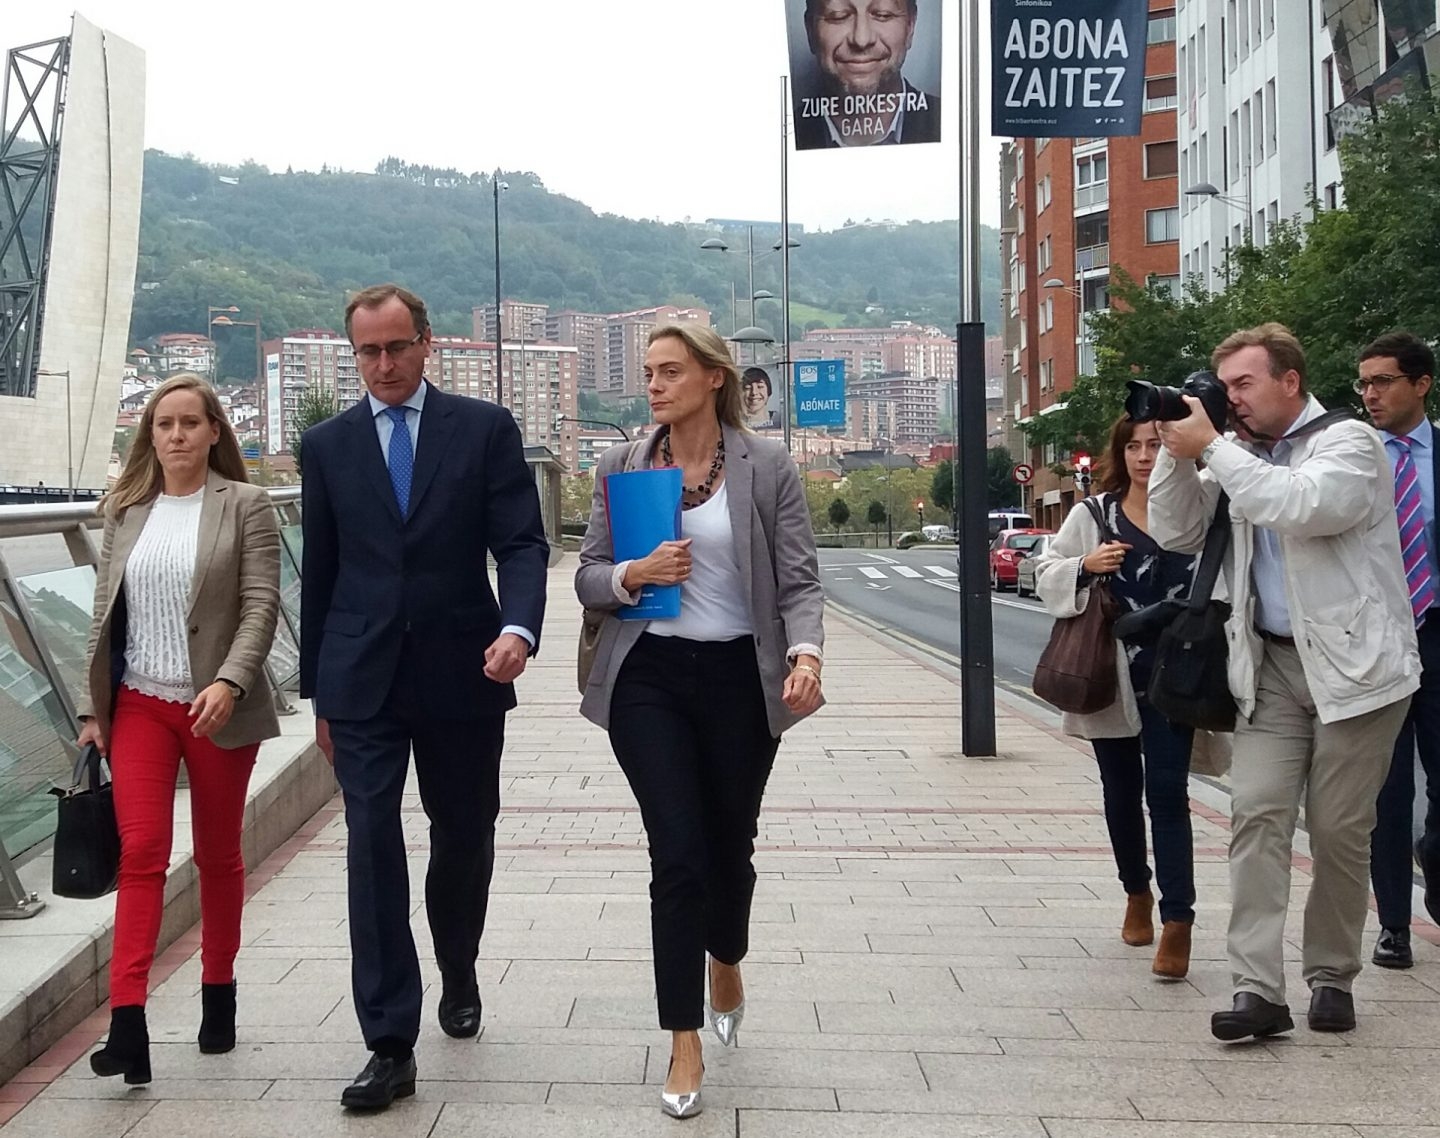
[218,678,244,699]
[1200,436,1225,465]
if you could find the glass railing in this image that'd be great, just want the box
[0,489,301,875]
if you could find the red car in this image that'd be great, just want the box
[989,528,1054,592]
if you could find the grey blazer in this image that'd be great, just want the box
[80,468,283,750]
[575,425,825,737]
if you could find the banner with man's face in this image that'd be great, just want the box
[991,0,1150,137]
[787,0,943,151]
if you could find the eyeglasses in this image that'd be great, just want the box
[1352,373,1413,394]
[353,331,424,362]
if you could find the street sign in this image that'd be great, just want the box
[1012,463,1034,485]
[242,444,261,460]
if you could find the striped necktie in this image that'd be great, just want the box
[1391,436,1436,626]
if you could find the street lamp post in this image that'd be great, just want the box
[558,415,629,441]
[492,171,509,410]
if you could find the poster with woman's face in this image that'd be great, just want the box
[741,366,780,429]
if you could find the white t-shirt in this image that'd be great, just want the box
[647,482,754,642]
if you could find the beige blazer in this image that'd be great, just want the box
[575,424,826,737]
[80,468,282,750]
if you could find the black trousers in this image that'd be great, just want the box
[1371,615,1440,929]
[329,638,504,1052]
[1090,697,1197,925]
[608,633,781,1030]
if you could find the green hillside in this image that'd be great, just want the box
[130,152,1001,370]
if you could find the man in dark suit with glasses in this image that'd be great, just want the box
[300,283,548,1110]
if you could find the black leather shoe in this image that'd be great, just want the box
[340,1052,417,1110]
[1210,992,1294,1042]
[1373,927,1414,969]
[438,987,482,1039]
[1308,986,1356,1033]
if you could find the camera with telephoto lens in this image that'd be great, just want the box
[1124,370,1229,432]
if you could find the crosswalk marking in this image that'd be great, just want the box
[925,565,958,578]
[892,566,922,578]
[858,566,888,579]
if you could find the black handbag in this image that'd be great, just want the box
[1144,492,1238,732]
[49,743,120,899]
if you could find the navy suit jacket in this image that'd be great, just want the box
[299,382,549,721]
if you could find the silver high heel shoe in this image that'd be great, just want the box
[705,997,745,1048]
[660,1058,704,1119]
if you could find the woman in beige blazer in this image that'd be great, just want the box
[576,325,825,1119]
[79,374,281,1087]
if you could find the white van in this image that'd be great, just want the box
[987,510,1033,539]
[921,524,956,542]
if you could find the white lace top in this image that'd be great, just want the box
[122,487,204,702]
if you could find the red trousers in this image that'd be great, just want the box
[109,685,258,1007]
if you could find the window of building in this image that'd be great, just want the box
[1324,182,1339,210]
[1254,88,1265,160]
[1040,297,1054,333]
[1148,9,1177,44]
[1146,207,1181,243]
[1266,79,1278,155]
[1040,359,1054,391]
[1038,235,1052,272]
[1197,24,1207,92]
[1076,153,1108,186]
[1145,75,1178,112]
[1037,174,1052,212]
[1226,1,1237,71]
[1144,140,1179,179]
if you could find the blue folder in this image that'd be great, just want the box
[604,466,683,620]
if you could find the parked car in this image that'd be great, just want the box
[1013,533,1055,598]
[921,524,956,542]
[989,528,1053,592]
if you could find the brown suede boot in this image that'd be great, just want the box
[1122,891,1155,946]
[1152,920,1192,979]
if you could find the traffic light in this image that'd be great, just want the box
[1075,452,1092,494]
[916,500,925,525]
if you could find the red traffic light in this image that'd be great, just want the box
[1075,452,1092,470]
[916,500,924,509]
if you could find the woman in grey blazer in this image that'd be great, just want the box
[576,325,825,1119]
[79,374,281,1087]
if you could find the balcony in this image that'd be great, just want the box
[1076,243,1110,273]
[1074,183,1109,211]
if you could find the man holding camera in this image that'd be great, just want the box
[1359,330,1440,969]
[1150,323,1419,1042]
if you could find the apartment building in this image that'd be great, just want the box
[546,310,607,391]
[847,372,940,444]
[602,306,711,397]
[473,300,551,343]
[260,330,360,456]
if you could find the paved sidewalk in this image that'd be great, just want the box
[4,561,1440,1137]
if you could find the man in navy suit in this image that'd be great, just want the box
[300,284,548,1109]
[1360,330,1440,970]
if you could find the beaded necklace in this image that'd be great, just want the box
[660,430,725,509]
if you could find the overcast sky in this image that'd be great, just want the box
[9,1,1003,232]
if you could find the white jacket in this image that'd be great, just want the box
[1149,396,1420,725]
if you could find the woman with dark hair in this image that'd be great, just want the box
[576,325,824,1118]
[1033,414,1202,979]
[79,373,281,1085]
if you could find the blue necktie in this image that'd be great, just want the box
[384,406,413,517]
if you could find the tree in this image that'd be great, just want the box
[562,471,596,522]
[113,426,136,462]
[826,497,851,536]
[290,386,341,474]
[987,446,1020,509]
[931,460,954,513]
[866,499,887,547]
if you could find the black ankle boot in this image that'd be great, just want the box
[198,980,237,1054]
[90,1005,151,1084]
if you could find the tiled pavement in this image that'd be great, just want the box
[4,563,1440,1136]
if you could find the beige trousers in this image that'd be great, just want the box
[1227,642,1410,1004]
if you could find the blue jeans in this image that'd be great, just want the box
[1091,698,1197,924]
